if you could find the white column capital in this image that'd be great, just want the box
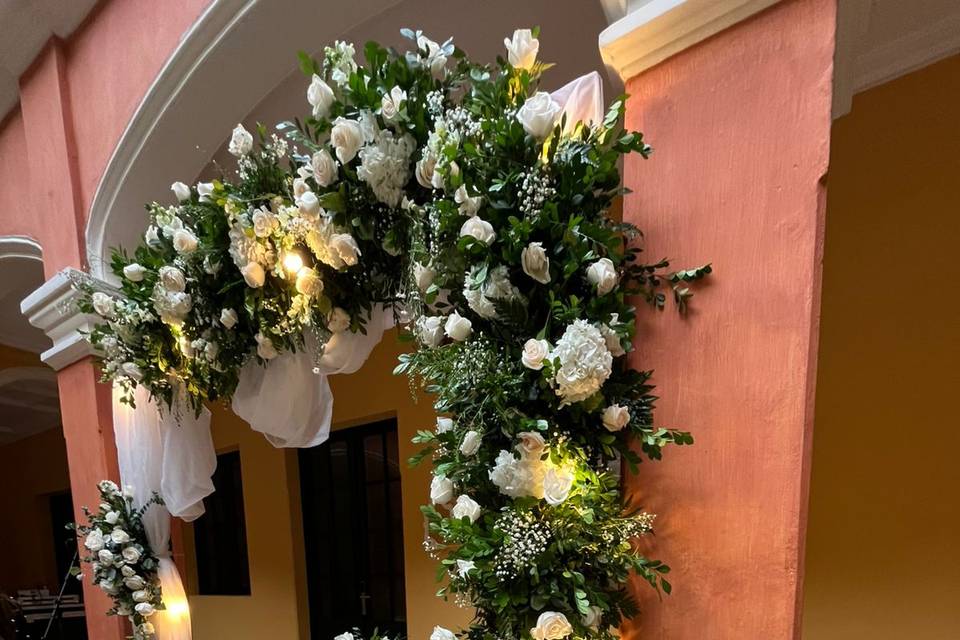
[599,0,781,80]
[20,268,116,371]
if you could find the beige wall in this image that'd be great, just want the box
[802,54,960,638]
[184,328,470,639]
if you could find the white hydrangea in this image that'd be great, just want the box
[463,265,522,320]
[551,319,613,405]
[357,130,416,207]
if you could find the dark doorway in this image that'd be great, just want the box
[298,418,406,639]
[48,492,81,598]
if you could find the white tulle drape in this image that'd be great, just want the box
[113,384,217,639]
[550,71,605,134]
[231,304,394,447]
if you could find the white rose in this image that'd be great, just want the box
[331,117,363,164]
[97,549,115,565]
[334,633,355,640]
[134,603,155,617]
[110,529,130,544]
[197,182,215,202]
[436,417,454,434]
[454,185,482,217]
[251,208,277,238]
[521,338,550,370]
[327,307,350,333]
[431,627,456,640]
[459,216,496,245]
[414,262,435,292]
[417,315,445,348]
[456,559,475,577]
[531,611,573,640]
[122,263,147,282]
[451,494,481,523]
[586,258,618,295]
[381,86,406,122]
[504,28,539,70]
[140,622,156,635]
[158,265,186,292]
[293,176,309,198]
[600,320,626,357]
[124,576,146,591]
[543,466,575,505]
[307,74,335,119]
[297,191,322,219]
[330,233,360,267]
[204,340,219,362]
[220,308,238,329]
[104,511,119,525]
[444,311,472,342]
[460,430,481,456]
[228,123,254,157]
[179,335,196,358]
[241,262,265,288]
[99,580,119,595]
[416,155,437,188]
[516,431,546,458]
[172,228,198,254]
[121,362,143,381]
[255,332,278,360]
[521,242,551,284]
[84,529,104,552]
[145,225,162,249]
[295,267,324,296]
[602,404,630,432]
[430,474,454,506]
[517,91,562,140]
[582,606,603,630]
[121,565,135,577]
[171,181,191,203]
[310,148,338,187]
[122,546,141,564]
[91,292,116,318]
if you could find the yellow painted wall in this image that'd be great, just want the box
[185,328,470,639]
[802,54,960,638]
[0,345,71,594]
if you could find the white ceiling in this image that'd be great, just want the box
[0,366,61,445]
[0,0,99,119]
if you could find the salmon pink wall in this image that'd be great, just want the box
[621,0,835,638]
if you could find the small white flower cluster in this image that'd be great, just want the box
[323,40,358,87]
[493,509,551,580]
[463,265,522,320]
[519,169,556,219]
[79,481,161,640]
[88,290,154,382]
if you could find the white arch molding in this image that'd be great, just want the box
[0,235,42,262]
[85,0,406,279]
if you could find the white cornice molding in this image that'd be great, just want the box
[599,0,781,80]
[833,1,960,118]
[0,235,42,262]
[19,268,116,371]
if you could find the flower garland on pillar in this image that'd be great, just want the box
[77,28,709,640]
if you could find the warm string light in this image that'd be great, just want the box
[282,250,304,274]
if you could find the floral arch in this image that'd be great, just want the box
[74,27,708,640]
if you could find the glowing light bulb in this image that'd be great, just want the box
[283,251,304,274]
[166,597,190,619]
